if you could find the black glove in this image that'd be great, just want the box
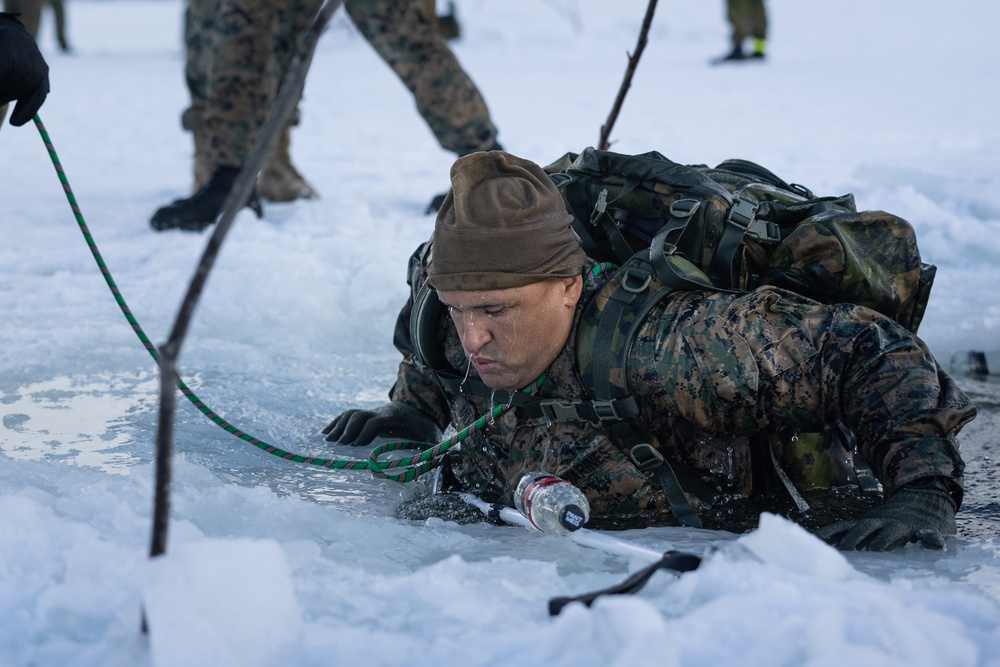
[323,402,441,447]
[814,482,957,551]
[0,13,50,126]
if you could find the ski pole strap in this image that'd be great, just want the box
[547,550,702,616]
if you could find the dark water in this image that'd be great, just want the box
[952,375,1000,539]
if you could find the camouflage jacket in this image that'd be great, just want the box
[390,243,973,531]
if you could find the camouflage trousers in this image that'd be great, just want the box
[726,0,767,46]
[185,0,498,170]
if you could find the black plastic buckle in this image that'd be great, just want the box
[539,399,625,424]
[728,197,758,228]
[539,400,585,422]
[628,443,665,471]
[591,400,623,421]
[487,503,505,525]
[669,198,702,219]
[728,197,780,243]
[589,188,610,225]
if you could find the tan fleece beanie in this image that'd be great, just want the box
[426,151,586,291]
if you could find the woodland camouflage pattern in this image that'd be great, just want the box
[390,242,974,532]
[706,164,929,331]
[553,149,930,333]
[762,209,929,331]
[184,0,498,169]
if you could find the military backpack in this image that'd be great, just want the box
[544,147,934,332]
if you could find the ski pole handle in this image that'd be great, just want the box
[547,551,702,616]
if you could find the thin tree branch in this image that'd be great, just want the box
[144,0,343,621]
[598,0,659,151]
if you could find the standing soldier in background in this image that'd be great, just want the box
[4,0,71,52]
[712,0,767,63]
[152,0,502,232]
[182,0,318,205]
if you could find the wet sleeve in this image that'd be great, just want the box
[630,287,973,499]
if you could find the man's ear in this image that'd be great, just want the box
[563,274,584,307]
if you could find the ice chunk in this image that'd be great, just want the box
[142,538,302,667]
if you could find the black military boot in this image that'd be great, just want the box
[150,166,263,232]
[711,44,746,65]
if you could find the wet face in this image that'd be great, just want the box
[438,275,584,391]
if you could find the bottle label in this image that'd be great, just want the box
[522,475,561,531]
[559,504,586,531]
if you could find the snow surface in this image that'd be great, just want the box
[2,1,1000,665]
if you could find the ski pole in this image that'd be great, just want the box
[432,461,706,613]
[456,485,702,615]
[458,490,669,562]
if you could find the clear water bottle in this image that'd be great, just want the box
[514,472,590,535]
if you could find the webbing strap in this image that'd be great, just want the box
[584,260,702,526]
[589,271,636,401]
[655,463,703,528]
[588,260,661,448]
[768,443,811,513]
[548,551,702,616]
[648,226,723,294]
[710,194,780,288]
[437,374,492,398]
[592,181,643,264]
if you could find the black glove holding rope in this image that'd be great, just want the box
[815,477,958,551]
[0,13,50,126]
[323,402,441,447]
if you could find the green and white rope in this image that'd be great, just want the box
[32,114,561,482]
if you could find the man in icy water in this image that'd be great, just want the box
[325,150,975,551]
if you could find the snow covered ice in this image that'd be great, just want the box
[2,1,1000,665]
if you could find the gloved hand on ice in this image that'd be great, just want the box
[815,479,957,551]
[323,402,441,446]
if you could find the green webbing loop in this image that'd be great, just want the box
[33,113,545,483]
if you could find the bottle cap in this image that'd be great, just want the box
[559,504,586,532]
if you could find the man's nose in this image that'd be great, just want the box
[461,315,493,353]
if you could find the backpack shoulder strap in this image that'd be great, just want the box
[406,242,454,376]
[576,255,705,527]
[578,254,676,449]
